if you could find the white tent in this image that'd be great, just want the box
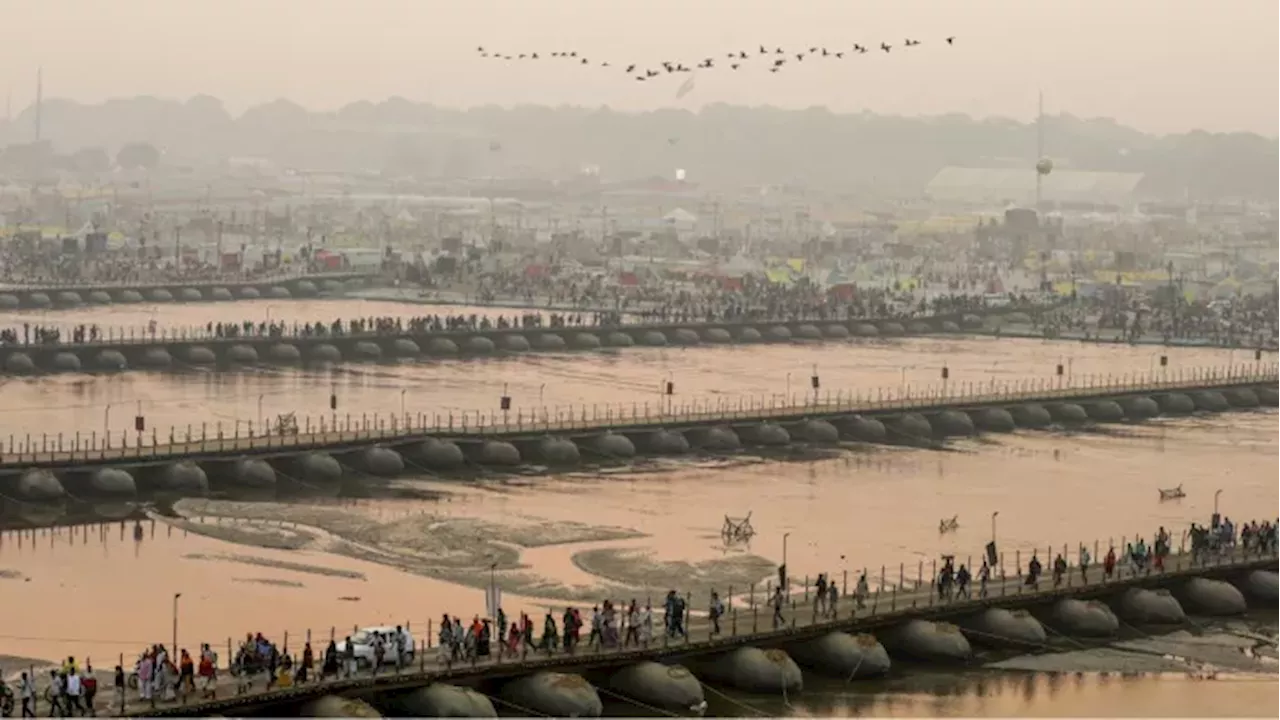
[718,254,763,277]
[663,208,698,226]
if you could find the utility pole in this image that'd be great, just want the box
[34,66,42,142]
[1034,90,1044,210]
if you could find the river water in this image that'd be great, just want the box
[0,298,1276,717]
[0,299,1260,439]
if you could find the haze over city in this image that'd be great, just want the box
[0,0,1276,136]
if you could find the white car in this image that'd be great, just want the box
[335,626,417,668]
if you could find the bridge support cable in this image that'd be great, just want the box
[589,683,681,718]
[695,680,771,717]
[478,691,551,718]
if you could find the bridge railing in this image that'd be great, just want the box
[0,311,958,347]
[0,363,1273,464]
[22,533,1273,717]
[0,302,1053,348]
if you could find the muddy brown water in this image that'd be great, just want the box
[0,299,1275,716]
[0,299,1257,437]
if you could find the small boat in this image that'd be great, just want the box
[938,515,959,533]
[1159,485,1186,501]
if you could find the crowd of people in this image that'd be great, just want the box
[1032,292,1278,348]
[0,241,326,288]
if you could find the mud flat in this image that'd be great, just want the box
[1,654,55,680]
[167,498,737,602]
[571,548,775,600]
[183,552,367,581]
[233,577,306,589]
[165,516,320,550]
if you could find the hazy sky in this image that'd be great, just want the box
[1,0,1275,135]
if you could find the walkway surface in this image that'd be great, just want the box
[12,544,1273,717]
[0,364,1272,466]
[0,271,371,292]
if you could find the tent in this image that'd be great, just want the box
[718,255,762,278]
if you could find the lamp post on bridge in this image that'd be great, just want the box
[780,531,791,592]
[172,592,182,655]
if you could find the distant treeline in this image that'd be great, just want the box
[0,95,1275,201]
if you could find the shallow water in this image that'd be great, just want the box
[760,669,1278,718]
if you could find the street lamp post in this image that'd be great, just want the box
[781,531,791,590]
[489,562,498,616]
[172,592,182,653]
[104,403,113,437]
[785,372,791,404]
[400,388,408,425]
[1214,489,1223,515]
[257,394,265,433]
[991,511,999,545]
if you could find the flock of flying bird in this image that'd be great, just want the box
[475,37,956,81]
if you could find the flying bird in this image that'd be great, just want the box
[470,33,956,84]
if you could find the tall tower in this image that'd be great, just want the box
[1034,91,1044,209]
[34,66,43,141]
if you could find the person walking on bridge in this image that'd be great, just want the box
[1104,547,1117,579]
[855,573,869,609]
[978,561,989,598]
[771,586,786,628]
[587,606,603,649]
[1079,545,1091,582]
[814,575,828,616]
[1025,554,1043,589]
[955,564,971,599]
[623,601,641,647]
[709,591,724,635]
[18,671,34,718]
[1052,554,1068,587]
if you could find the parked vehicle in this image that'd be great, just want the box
[335,626,417,668]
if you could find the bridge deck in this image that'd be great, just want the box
[2,312,943,349]
[0,366,1272,467]
[0,271,371,293]
[18,546,1271,717]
